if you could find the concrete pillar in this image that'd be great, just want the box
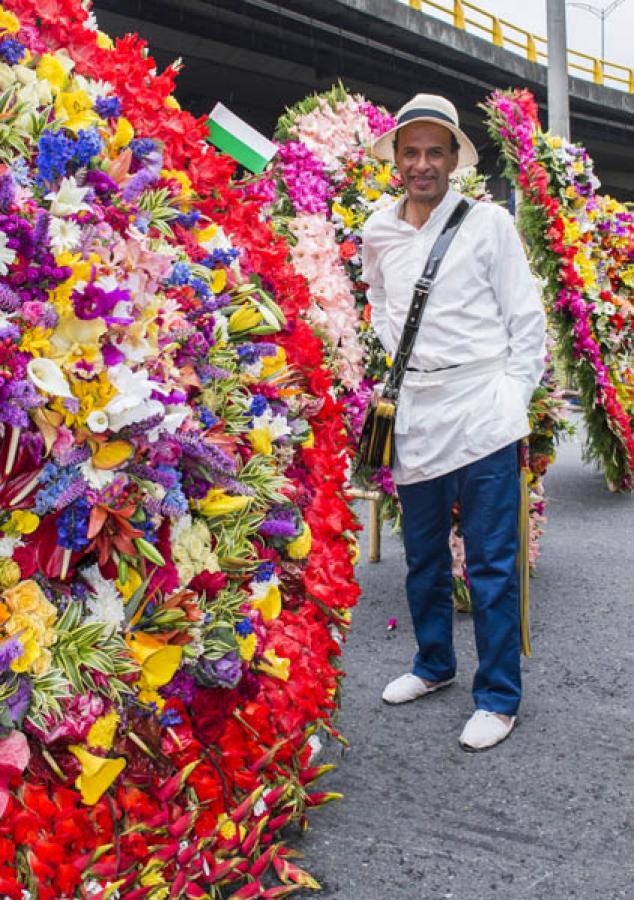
[546,0,570,140]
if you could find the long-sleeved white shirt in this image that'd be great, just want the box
[362,189,546,483]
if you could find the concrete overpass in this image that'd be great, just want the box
[94,0,634,199]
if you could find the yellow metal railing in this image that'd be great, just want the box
[407,0,633,93]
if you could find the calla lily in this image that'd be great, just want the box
[250,584,282,621]
[27,358,73,398]
[68,745,126,805]
[128,632,183,690]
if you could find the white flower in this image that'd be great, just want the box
[80,457,117,489]
[87,410,109,433]
[268,414,291,440]
[82,564,125,634]
[0,535,23,556]
[104,365,167,430]
[49,216,81,254]
[27,358,73,398]
[45,176,92,217]
[249,573,280,600]
[146,406,190,442]
[0,232,17,275]
[601,301,616,316]
[73,74,115,102]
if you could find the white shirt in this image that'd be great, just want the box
[362,189,546,483]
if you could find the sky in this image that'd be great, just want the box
[412,0,633,79]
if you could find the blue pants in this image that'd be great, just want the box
[397,443,521,715]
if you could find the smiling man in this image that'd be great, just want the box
[362,94,546,751]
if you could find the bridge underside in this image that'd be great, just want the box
[95,0,634,200]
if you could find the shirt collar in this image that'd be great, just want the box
[393,188,461,232]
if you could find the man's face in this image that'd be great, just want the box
[394,122,459,207]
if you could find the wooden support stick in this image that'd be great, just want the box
[349,487,383,564]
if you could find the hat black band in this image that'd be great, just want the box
[397,108,456,127]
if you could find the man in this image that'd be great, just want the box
[362,94,546,751]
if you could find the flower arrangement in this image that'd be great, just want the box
[269,86,569,611]
[484,88,633,491]
[0,1,361,896]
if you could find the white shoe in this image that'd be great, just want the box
[459,709,517,751]
[382,672,454,704]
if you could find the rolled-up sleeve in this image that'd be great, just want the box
[493,209,547,406]
[362,221,393,355]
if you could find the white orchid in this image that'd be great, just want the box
[82,564,125,634]
[49,216,81,254]
[45,176,92,217]
[0,232,17,275]
[104,364,167,430]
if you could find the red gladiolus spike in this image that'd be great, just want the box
[231,785,265,824]
[237,825,260,859]
[248,842,281,879]
[227,881,263,900]
[168,810,195,839]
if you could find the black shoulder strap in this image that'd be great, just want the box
[383,197,474,401]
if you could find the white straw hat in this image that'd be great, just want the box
[371,93,478,169]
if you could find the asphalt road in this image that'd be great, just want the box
[292,418,634,900]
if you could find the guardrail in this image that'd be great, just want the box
[407,0,634,93]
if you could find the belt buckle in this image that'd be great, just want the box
[415,276,433,293]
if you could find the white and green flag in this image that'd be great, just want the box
[206,103,278,174]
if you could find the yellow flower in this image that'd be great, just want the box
[19,327,53,358]
[128,632,182,690]
[236,632,257,662]
[0,559,20,590]
[0,9,20,33]
[332,201,354,229]
[30,646,52,676]
[36,53,68,92]
[88,709,121,750]
[196,223,217,244]
[50,371,116,428]
[251,584,282,622]
[10,630,41,673]
[211,268,227,294]
[68,745,126,805]
[216,814,246,841]
[116,567,142,602]
[374,163,392,188]
[3,579,50,617]
[548,135,562,149]
[96,30,113,49]
[228,304,262,334]
[260,346,286,379]
[55,89,101,133]
[195,489,252,518]
[137,686,166,710]
[301,429,314,449]
[258,649,290,681]
[286,523,312,560]
[248,427,272,456]
[49,315,106,368]
[164,96,181,111]
[3,509,40,536]
[111,116,134,152]
[162,169,192,198]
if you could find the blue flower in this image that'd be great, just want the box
[235,618,254,637]
[37,130,75,185]
[254,561,275,582]
[0,38,24,65]
[129,138,157,160]
[249,395,268,418]
[200,407,218,429]
[168,261,192,286]
[93,96,122,119]
[74,127,104,167]
[201,248,240,268]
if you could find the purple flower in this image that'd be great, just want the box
[195,650,242,689]
[160,669,196,704]
[72,282,130,320]
[4,674,32,725]
[0,637,24,673]
[259,505,299,539]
